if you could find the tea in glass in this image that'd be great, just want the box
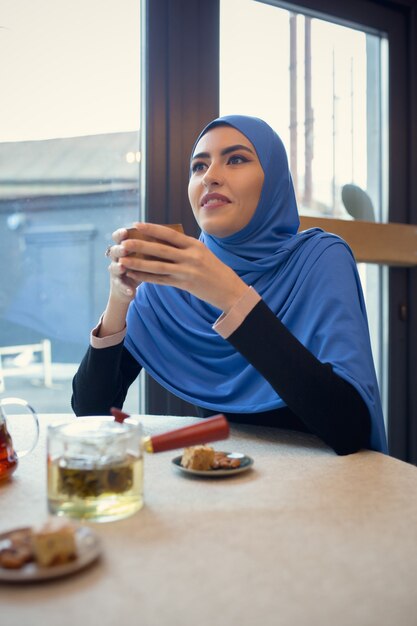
[0,421,18,481]
[47,418,143,522]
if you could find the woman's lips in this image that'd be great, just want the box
[200,193,231,209]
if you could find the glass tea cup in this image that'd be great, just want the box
[47,417,143,523]
[0,397,39,482]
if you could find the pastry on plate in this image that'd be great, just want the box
[212,451,241,470]
[181,445,215,471]
[0,520,78,569]
[0,527,34,569]
[31,520,77,567]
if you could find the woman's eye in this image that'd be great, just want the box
[191,161,207,173]
[228,154,248,165]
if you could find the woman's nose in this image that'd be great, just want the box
[202,162,223,187]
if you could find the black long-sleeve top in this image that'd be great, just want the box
[72,299,371,456]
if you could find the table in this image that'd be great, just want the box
[1,414,417,626]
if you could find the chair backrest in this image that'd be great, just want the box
[299,215,417,266]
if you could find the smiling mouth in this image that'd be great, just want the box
[200,194,231,209]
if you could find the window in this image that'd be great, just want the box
[220,0,389,424]
[220,0,387,223]
[0,0,142,413]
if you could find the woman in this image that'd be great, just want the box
[72,115,388,456]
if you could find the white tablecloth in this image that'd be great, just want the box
[1,414,417,626]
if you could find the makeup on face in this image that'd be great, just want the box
[188,126,264,238]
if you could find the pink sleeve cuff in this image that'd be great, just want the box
[213,286,261,339]
[90,314,127,349]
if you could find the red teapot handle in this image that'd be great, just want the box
[145,414,229,453]
[110,408,230,453]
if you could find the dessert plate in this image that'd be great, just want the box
[172,451,254,477]
[0,525,101,583]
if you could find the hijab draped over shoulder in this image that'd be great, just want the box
[125,115,387,453]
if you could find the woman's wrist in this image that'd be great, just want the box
[215,277,249,314]
[98,295,130,338]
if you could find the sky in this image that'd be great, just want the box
[0,0,141,141]
[219,0,371,208]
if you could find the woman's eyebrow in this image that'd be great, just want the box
[191,144,255,161]
[221,144,254,156]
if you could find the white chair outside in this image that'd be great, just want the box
[0,339,53,393]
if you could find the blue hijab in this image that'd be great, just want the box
[125,115,387,453]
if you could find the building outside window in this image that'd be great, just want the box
[0,0,142,413]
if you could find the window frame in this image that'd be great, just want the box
[143,0,219,417]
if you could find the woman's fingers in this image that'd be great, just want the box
[105,222,188,303]
[132,222,186,247]
[106,223,248,311]
[120,229,189,271]
[111,227,129,244]
[106,224,185,264]
[121,241,207,286]
[106,228,131,261]
[120,243,180,267]
[109,244,130,261]
[119,233,247,311]
[124,225,188,259]
[108,261,140,300]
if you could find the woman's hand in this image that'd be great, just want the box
[119,223,248,312]
[99,227,149,338]
[106,227,143,304]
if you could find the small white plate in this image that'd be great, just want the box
[0,525,101,583]
[172,451,254,477]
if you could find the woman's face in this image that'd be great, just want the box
[188,125,264,238]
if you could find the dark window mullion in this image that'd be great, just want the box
[144,0,219,416]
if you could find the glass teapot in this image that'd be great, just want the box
[47,412,230,522]
[0,397,39,482]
